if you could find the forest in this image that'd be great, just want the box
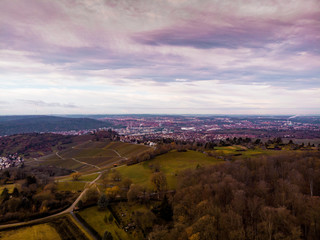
[149,151,320,240]
[0,165,75,223]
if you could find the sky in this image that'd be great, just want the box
[0,0,319,115]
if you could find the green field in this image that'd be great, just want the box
[0,223,61,240]
[79,173,100,182]
[213,146,255,155]
[61,148,118,159]
[211,145,289,158]
[78,206,130,240]
[57,172,100,182]
[0,214,93,240]
[118,150,223,189]
[0,184,18,194]
[56,181,86,192]
[73,141,111,149]
[104,142,150,158]
[68,215,94,240]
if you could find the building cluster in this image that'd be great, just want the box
[0,154,24,170]
[106,116,320,143]
[49,127,114,136]
[49,129,98,136]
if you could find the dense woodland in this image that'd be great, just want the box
[0,166,75,223]
[149,152,320,240]
[0,133,73,157]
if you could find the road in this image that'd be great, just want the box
[0,172,102,231]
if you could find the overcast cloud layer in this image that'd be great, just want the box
[1,0,319,115]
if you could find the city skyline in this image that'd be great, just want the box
[1,0,319,115]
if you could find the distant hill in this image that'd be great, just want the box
[0,133,74,157]
[0,115,114,136]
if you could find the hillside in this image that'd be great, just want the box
[0,133,73,157]
[0,115,114,136]
[37,141,150,173]
[117,150,223,189]
[0,130,119,157]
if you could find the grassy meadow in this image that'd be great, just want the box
[57,172,99,182]
[78,206,130,240]
[212,145,270,157]
[118,150,223,189]
[0,214,93,240]
[56,181,86,192]
[0,183,18,194]
[0,224,61,240]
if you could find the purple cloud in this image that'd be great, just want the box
[132,11,319,53]
[0,0,319,114]
[133,20,278,49]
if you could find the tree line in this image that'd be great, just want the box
[127,137,319,166]
[0,166,76,223]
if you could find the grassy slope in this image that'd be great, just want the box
[78,173,100,182]
[0,215,93,240]
[118,150,223,189]
[67,214,94,240]
[38,155,97,172]
[104,142,150,157]
[56,181,86,192]
[78,206,130,240]
[213,146,269,157]
[0,224,61,240]
[212,145,299,158]
[0,184,17,194]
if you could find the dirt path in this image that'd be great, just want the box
[55,151,100,170]
[110,149,128,160]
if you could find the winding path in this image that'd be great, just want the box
[0,172,102,232]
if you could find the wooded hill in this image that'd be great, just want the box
[0,115,115,136]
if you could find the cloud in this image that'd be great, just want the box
[132,1,320,52]
[19,100,77,109]
[132,20,280,49]
[0,80,318,115]
[0,0,319,114]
